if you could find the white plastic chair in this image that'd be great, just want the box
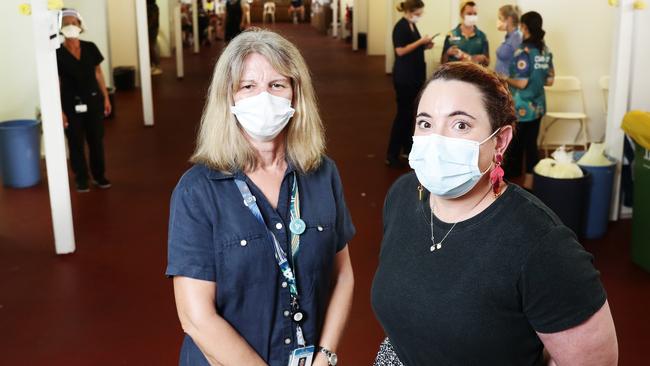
[539,76,590,152]
[263,2,276,24]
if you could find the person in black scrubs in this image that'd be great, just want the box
[372,62,618,365]
[289,0,306,23]
[225,0,243,43]
[57,9,112,192]
[386,0,433,168]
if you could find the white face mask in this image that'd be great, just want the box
[464,15,479,27]
[410,15,421,23]
[61,24,82,39]
[231,91,295,142]
[408,128,500,199]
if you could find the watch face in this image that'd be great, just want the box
[329,354,338,365]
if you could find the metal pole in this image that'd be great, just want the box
[31,0,75,254]
[135,0,155,126]
[192,0,199,54]
[174,1,185,79]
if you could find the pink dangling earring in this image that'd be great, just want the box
[490,153,505,197]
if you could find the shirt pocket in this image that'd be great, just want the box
[296,218,337,280]
[220,233,276,287]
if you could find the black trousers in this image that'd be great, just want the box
[387,82,422,161]
[505,118,541,178]
[65,108,106,184]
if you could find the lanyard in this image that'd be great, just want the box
[234,172,308,347]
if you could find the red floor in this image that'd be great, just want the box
[1,24,648,365]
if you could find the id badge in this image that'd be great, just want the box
[288,345,315,366]
[75,104,88,113]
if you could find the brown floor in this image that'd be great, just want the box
[0,24,648,365]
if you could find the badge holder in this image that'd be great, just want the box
[74,97,87,113]
[288,345,315,366]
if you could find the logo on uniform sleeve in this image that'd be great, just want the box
[518,108,527,117]
[517,59,528,70]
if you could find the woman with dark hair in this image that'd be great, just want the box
[385,0,433,168]
[372,62,617,365]
[505,11,555,189]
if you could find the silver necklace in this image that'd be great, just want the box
[429,208,457,252]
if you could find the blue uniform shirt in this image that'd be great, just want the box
[509,43,554,122]
[495,30,522,76]
[166,157,355,366]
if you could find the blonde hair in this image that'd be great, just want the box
[191,28,325,174]
[499,5,521,26]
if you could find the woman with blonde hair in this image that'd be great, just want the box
[166,28,355,366]
[495,5,522,76]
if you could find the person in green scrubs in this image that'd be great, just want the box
[441,1,489,66]
[505,11,555,190]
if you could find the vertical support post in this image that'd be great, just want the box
[605,0,636,220]
[135,0,155,126]
[31,0,75,254]
[192,0,199,54]
[174,1,184,79]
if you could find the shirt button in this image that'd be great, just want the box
[281,281,288,288]
[284,310,290,317]
[240,239,247,246]
[275,222,283,230]
[284,337,292,345]
[317,225,324,232]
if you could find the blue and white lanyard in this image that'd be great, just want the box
[234,173,308,347]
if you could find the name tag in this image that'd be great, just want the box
[75,104,88,113]
[288,345,315,366]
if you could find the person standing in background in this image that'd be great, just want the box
[386,0,433,168]
[441,1,489,66]
[225,0,243,42]
[57,9,112,192]
[495,4,522,77]
[147,0,162,75]
[505,11,555,190]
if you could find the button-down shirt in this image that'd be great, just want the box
[495,30,522,76]
[166,157,355,366]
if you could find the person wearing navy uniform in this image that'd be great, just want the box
[385,0,433,168]
[505,11,555,189]
[441,1,489,66]
[56,9,112,192]
[166,29,355,366]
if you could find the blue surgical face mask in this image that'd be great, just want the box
[408,128,500,199]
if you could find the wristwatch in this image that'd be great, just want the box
[318,347,338,366]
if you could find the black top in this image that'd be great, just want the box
[392,17,426,86]
[371,172,607,366]
[56,40,104,113]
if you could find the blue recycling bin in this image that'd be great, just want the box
[0,120,41,188]
[578,159,617,239]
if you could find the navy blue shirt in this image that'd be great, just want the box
[166,157,355,366]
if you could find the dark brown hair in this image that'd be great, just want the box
[397,0,424,13]
[418,62,517,133]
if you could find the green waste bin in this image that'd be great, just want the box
[632,142,650,272]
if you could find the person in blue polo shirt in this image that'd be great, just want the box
[441,1,489,66]
[166,29,355,366]
[505,11,555,189]
[495,4,522,77]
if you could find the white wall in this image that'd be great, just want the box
[107,0,139,79]
[0,0,38,121]
[0,0,111,123]
[368,0,388,55]
[158,0,172,57]
[356,0,369,33]
[518,0,614,143]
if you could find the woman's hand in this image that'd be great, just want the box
[447,45,460,56]
[312,352,329,366]
[103,96,112,117]
[424,41,434,50]
[419,34,433,46]
[62,112,69,128]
